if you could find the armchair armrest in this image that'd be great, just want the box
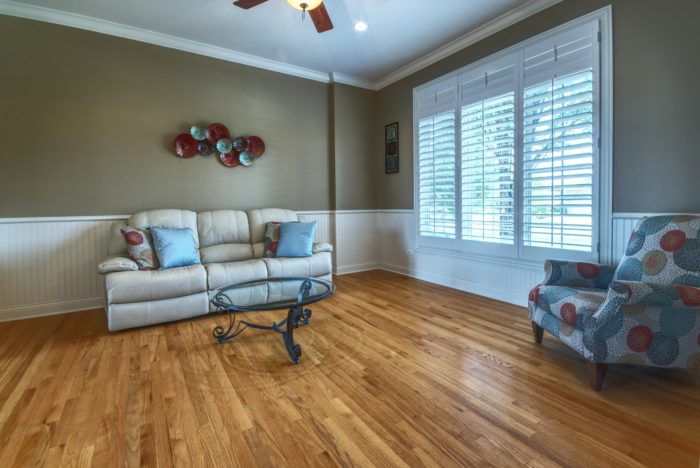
[98,256,139,274]
[312,243,333,254]
[613,281,700,308]
[592,281,700,327]
[542,259,615,288]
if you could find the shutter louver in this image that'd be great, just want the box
[522,69,594,252]
[418,111,457,239]
[461,92,515,244]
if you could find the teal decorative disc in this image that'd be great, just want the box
[190,125,208,141]
[216,138,233,154]
[239,151,254,166]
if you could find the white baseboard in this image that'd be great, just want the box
[378,262,528,307]
[334,262,381,275]
[0,297,104,323]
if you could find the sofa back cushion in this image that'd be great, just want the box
[614,215,700,285]
[248,209,298,257]
[197,210,254,263]
[129,209,200,249]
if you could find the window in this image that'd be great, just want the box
[418,110,456,239]
[461,92,515,245]
[414,11,610,262]
[522,69,594,253]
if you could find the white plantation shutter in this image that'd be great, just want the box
[522,23,598,256]
[461,94,515,244]
[413,14,606,262]
[460,57,516,248]
[418,110,457,238]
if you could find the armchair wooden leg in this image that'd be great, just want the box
[531,321,544,344]
[587,362,608,391]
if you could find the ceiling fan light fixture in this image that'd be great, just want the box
[287,0,323,11]
[354,21,368,32]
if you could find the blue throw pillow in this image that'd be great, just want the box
[276,222,317,258]
[150,227,201,269]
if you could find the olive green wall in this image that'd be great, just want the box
[332,83,377,210]
[0,15,333,216]
[4,0,700,217]
[374,0,700,213]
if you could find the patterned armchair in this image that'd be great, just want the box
[528,215,700,390]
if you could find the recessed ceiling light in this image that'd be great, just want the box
[354,21,368,32]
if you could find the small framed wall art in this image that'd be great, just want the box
[385,122,399,174]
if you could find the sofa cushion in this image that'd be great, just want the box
[263,222,281,257]
[277,221,316,258]
[206,259,268,290]
[248,208,298,256]
[120,226,159,270]
[262,252,332,278]
[199,244,254,264]
[151,227,201,269]
[198,210,250,244]
[105,264,207,304]
[129,209,199,248]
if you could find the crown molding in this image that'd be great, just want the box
[329,72,377,91]
[0,0,333,83]
[0,0,562,91]
[373,0,562,90]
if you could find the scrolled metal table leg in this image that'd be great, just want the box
[301,308,312,325]
[283,306,303,364]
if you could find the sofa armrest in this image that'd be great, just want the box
[592,281,700,327]
[98,256,139,274]
[312,243,333,254]
[542,259,615,288]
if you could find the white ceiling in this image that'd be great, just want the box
[2,0,559,87]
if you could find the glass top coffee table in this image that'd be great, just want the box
[210,277,335,364]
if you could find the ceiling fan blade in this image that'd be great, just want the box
[309,3,333,33]
[233,0,268,9]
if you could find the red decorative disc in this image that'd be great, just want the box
[218,149,241,167]
[246,136,265,158]
[207,123,230,145]
[174,133,198,158]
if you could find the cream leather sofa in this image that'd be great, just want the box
[98,208,333,331]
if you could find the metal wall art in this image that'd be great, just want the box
[173,122,266,168]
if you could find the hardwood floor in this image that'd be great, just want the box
[1,270,699,467]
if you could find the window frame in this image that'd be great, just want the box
[412,7,613,265]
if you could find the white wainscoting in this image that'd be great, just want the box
[0,211,377,322]
[300,210,381,274]
[0,211,669,322]
[376,211,653,307]
[0,216,127,321]
[376,210,541,306]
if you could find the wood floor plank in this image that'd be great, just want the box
[1,270,699,467]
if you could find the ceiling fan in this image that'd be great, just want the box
[233,0,334,33]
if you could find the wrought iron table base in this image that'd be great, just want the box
[213,306,313,364]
